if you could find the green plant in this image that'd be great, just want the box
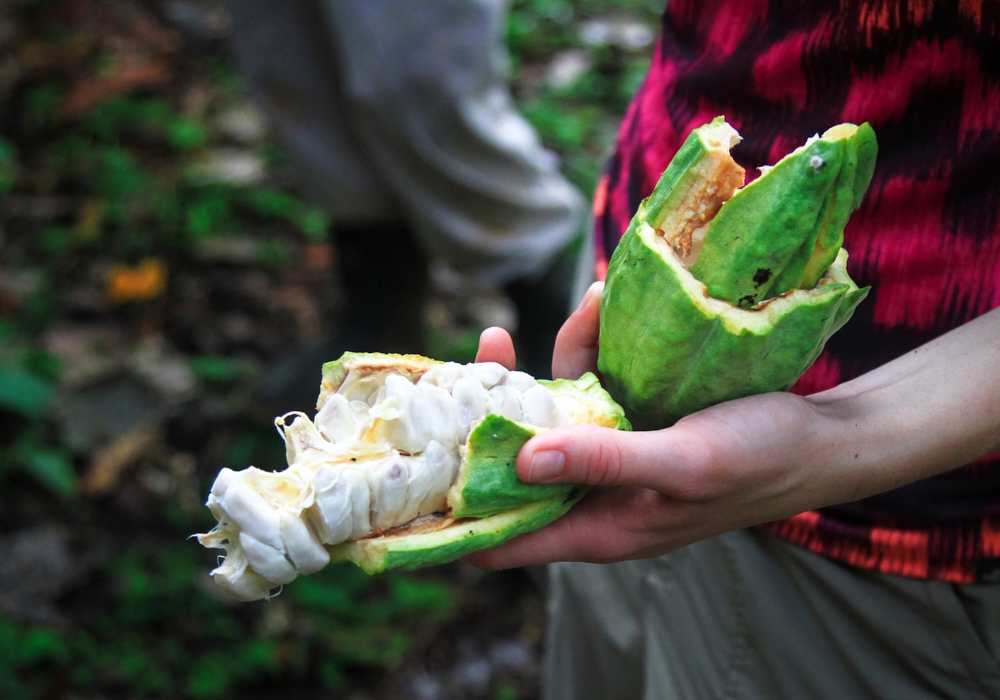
[0,355,78,497]
[0,542,463,699]
[507,0,661,193]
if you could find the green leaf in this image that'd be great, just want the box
[318,659,347,690]
[38,225,74,253]
[167,119,208,150]
[0,138,18,194]
[186,654,231,699]
[241,187,299,219]
[21,347,60,382]
[189,355,245,387]
[21,448,77,496]
[254,240,290,267]
[17,628,68,665]
[240,187,329,240]
[296,208,329,240]
[389,576,456,614]
[23,83,64,124]
[185,192,233,240]
[495,685,521,700]
[0,368,55,418]
[96,147,146,210]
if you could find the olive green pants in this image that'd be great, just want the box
[543,528,1000,699]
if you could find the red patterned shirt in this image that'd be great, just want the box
[595,0,1000,582]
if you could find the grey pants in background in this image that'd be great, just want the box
[226,0,587,292]
[544,528,1000,699]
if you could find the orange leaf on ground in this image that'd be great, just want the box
[84,425,159,496]
[106,258,168,304]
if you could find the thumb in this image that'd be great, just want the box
[516,424,700,491]
[552,281,602,380]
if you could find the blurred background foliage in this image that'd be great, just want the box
[0,0,660,697]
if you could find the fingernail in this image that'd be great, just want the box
[528,450,565,482]
[578,281,604,311]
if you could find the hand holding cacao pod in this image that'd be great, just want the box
[466,293,1000,570]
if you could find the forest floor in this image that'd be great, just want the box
[0,1,659,698]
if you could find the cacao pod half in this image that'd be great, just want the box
[197,353,628,600]
[598,118,876,430]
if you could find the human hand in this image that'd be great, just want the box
[470,290,1000,569]
[471,282,840,568]
[461,385,834,568]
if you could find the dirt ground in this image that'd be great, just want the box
[0,1,659,697]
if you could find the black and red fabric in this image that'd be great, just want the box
[595,0,1000,583]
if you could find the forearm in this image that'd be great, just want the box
[806,306,1000,503]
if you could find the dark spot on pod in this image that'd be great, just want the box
[562,487,581,505]
[738,294,756,308]
[752,268,772,288]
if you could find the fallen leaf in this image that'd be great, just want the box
[301,243,334,271]
[106,258,167,304]
[83,424,158,496]
[74,197,106,241]
[60,57,172,118]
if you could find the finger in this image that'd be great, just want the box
[552,281,603,380]
[463,506,597,570]
[475,327,517,370]
[463,487,674,569]
[514,424,707,495]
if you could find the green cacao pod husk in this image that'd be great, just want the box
[598,118,876,430]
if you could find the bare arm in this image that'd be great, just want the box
[468,283,1000,569]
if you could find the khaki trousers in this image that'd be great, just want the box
[544,528,1000,699]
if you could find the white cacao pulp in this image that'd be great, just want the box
[197,362,576,601]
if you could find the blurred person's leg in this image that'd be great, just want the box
[320,0,588,378]
[545,529,1000,699]
[318,0,586,292]
[224,0,428,347]
[225,0,400,222]
[226,0,429,414]
[227,0,587,385]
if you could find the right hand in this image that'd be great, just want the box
[467,286,1000,571]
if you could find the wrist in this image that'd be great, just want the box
[802,392,889,507]
[803,376,979,508]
